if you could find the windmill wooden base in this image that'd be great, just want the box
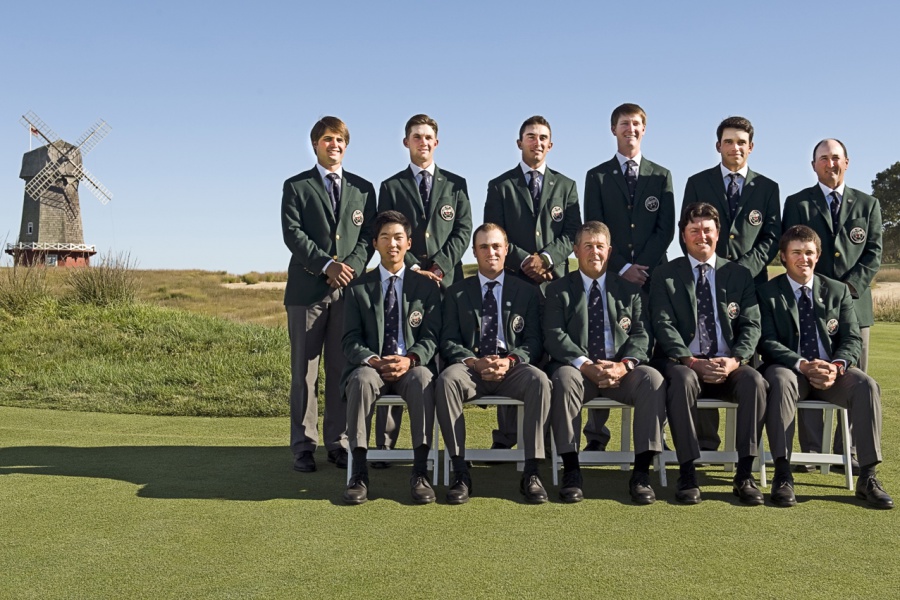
[4,242,97,267]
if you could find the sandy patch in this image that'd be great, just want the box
[873,281,900,300]
[222,281,286,290]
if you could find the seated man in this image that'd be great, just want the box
[544,221,666,504]
[759,225,892,509]
[436,223,551,504]
[649,202,767,505]
[342,211,441,505]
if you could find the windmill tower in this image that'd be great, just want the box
[5,112,113,267]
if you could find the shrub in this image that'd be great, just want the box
[874,295,900,322]
[66,252,140,306]
[0,263,52,316]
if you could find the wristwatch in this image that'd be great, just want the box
[621,358,637,372]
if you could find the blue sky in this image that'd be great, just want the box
[2,1,898,273]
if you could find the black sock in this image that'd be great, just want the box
[736,456,755,479]
[680,461,695,478]
[634,451,654,474]
[524,458,540,477]
[561,452,580,473]
[413,445,429,475]
[451,455,468,474]
[774,457,792,480]
[351,448,368,478]
[859,462,877,480]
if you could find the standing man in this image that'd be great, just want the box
[544,221,666,504]
[281,116,376,473]
[582,103,675,452]
[483,115,581,449]
[341,211,442,505]
[374,114,472,459]
[649,202,767,505]
[681,116,781,452]
[436,223,552,504]
[758,225,891,509]
[783,139,882,461]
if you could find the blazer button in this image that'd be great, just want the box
[335,234,341,240]
[835,251,841,257]
[333,255,339,260]
[474,346,479,353]
[627,205,633,210]
[628,244,633,249]
[631,224,635,228]
[727,255,732,259]
[536,231,541,236]
[425,232,430,238]
[729,234,735,239]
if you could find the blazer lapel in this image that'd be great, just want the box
[605,276,623,351]
[306,171,335,225]
[705,167,731,230]
[609,157,630,201]
[713,257,730,327]
[367,272,386,353]
[566,272,590,349]
[632,159,653,204]
[837,187,854,231]
[400,270,414,346]
[811,186,834,234]
[402,167,423,216]
[734,169,758,221]
[428,166,447,223]
[677,259,698,330]
[465,277,484,342]
[778,275,801,342]
[812,276,831,355]
[501,279,516,341]
[513,168,535,216]
[337,174,357,226]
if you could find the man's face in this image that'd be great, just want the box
[574,231,611,280]
[403,124,439,168]
[473,228,508,279]
[782,239,819,284]
[517,124,553,168]
[717,127,753,172]
[681,218,719,262]
[314,129,346,170]
[812,139,850,189]
[373,222,411,271]
[611,113,645,156]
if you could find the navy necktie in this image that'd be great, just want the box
[327,173,341,216]
[383,276,400,356]
[419,171,431,218]
[625,160,638,201]
[528,170,542,214]
[480,281,500,357]
[587,280,607,361]
[799,286,820,361]
[696,264,718,357]
[727,173,741,220]
[830,191,841,233]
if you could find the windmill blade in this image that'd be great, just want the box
[24,160,64,201]
[71,163,113,204]
[73,119,111,156]
[20,111,60,146]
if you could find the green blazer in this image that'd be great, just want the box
[483,166,581,281]
[757,273,861,368]
[681,165,781,286]
[543,271,651,374]
[341,267,442,386]
[649,256,760,363]
[440,274,543,365]
[281,166,376,306]
[583,156,675,276]
[377,165,472,287]
[782,185,882,327]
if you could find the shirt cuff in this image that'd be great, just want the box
[322,259,334,274]
[363,355,378,366]
[618,263,632,276]
[410,264,421,271]
[572,356,591,369]
[541,252,553,268]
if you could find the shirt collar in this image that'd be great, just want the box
[316,163,343,182]
[818,181,846,199]
[519,161,546,177]
[720,163,749,180]
[687,253,717,272]
[787,273,815,294]
[579,269,607,293]
[477,271,505,289]
[410,162,435,178]
[616,152,642,171]
[378,264,406,282]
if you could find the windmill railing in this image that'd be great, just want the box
[6,242,97,252]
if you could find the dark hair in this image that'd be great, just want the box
[679,202,720,233]
[310,116,350,148]
[717,116,754,143]
[405,114,438,138]
[518,115,551,140]
[472,222,508,246]
[610,103,647,128]
[812,138,849,161]
[575,221,611,246]
[779,224,821,257]
[373,210,411,238]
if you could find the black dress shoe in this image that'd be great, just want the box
[833,456,861,476]
[559,470,584,503]
[327,448,348,469]
[770,476,797,507]
[856,475,894,510]
[343,475,368,505]
[447,471,472,505]
[490,441,512,450]
[370,445,391,470]
[293,451,316,473]
[793,464,816,474]
[733,475,764,506]
[629,471,656,505]
[410,473,436,505]
[520,474,549,504]
[582,440,607,452]
[675,473,702,504]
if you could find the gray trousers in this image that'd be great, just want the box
[797,326,868,454]
[345,365,435,451]
[551,365,665,455]
[286,290,346,455]
[436,363,551,460]
[764,363,881,467]
[654,361,767,464]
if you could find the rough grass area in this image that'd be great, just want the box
[0,302,289,416]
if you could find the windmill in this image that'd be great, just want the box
[5,111,113,267]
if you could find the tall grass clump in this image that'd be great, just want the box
[0,262,51,316]
[66,251,140,306]
[874,295,900,322]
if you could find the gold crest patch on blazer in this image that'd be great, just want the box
[645,196,660,212]
[748,210,763,226]
[550,206,564,222]
[408,310,423,328]
[440,205,455,221]
[826,318,839,335]
[512,315,525,333]
[849,227,866,244]
[618,316,632,332]
[351,210,364,226]
[727,302,740,319]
